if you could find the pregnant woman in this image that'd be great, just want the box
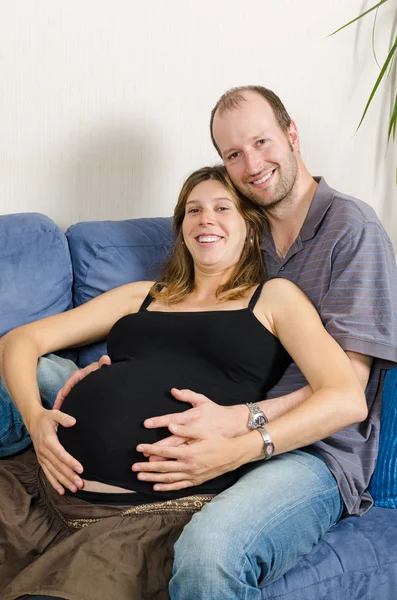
[0,166,365,600]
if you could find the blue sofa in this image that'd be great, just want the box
[1,212,397,599]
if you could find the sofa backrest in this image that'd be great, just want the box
[0,212,73,338]
[0,212,174,367]
[66,216,174,366]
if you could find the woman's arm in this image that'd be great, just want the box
[0,280,153,494]
[250,278,367,454]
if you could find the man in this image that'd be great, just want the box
[2,86,397,598]
[134,86,397,598]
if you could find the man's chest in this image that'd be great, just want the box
[262,240,334,311]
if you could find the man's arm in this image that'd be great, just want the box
[262,351,371,421]
[141,351,372,452]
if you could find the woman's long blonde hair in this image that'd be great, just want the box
[152,165,267,304]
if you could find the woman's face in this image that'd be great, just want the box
[182,179,249,273]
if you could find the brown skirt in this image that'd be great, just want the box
[0,449,214,600]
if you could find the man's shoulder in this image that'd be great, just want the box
[328,188,379,225]
[319,182,389,243]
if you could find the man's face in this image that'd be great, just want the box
[212,91,299,210]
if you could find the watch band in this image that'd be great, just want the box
[246,402,268,429]
[257,427,275,460]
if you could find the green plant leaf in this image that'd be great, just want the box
[328,0,389,37]
[357,35,397,130]
[388,92,397,141]
[372,7,381,68]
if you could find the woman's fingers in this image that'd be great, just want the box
[53,370,87,410]
[31,409,84,493]
[40,463,65,495]
[53,356,111,410]
[39,455,81,493]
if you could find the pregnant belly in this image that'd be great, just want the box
[57,360,239,495]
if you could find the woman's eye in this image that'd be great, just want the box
[187,208,199,214]
[257,139,267,145]
[217,206,229,211]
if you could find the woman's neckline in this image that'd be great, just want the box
[145,307,251,314]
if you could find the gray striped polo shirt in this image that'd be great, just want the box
[262,177,397,516]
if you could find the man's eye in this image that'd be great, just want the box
[228,152,240,160]
[257,139,267,145]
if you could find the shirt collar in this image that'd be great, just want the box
[260,177,334,259]
[299,176,334,241]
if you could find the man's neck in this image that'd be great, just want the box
[266,167,318,259]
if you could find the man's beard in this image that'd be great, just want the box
[241,152,298,211]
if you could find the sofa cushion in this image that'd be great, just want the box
[260,507,397,599]
[368,366,397,508]
[0,213,73,336]
[66,217,174,366]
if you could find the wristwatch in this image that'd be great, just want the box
[257,427,275,460]
[246,402,268,430]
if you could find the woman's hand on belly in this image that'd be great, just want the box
[132,423,257,492]
[29,407,84,495]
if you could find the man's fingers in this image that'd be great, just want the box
[147,435,189,461]
[135,443,185,460]
[137,471,190,483]
[133,460,187,474]
[168,423,208,440]
[148,435,188,449]
[153,480,194,492]
[144,389,207,429]
[147,454,167,461]
[144,412,189,429]
[170,388,205,406]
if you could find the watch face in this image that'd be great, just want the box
[255,415,266,427]
[265,443,274,458]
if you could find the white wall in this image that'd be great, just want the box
[1,0,396,244]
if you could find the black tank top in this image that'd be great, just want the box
[58,282,291,499]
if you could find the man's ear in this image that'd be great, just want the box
[288,120,300,152]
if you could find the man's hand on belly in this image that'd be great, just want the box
[132,423,256,491]
[143,388,249,442]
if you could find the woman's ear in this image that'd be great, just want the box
[246,224,253,241]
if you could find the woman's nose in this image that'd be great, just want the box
[199,210,215,225]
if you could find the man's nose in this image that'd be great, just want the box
[244,151,263,176]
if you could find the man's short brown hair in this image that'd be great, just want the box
[210,85,292,156]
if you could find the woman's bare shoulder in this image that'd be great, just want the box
[260,278,310,306]
[255,278,316,335]
[119,280,156,311]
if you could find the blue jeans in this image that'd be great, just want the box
[0,354,78,457]
[170,449,343,600]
